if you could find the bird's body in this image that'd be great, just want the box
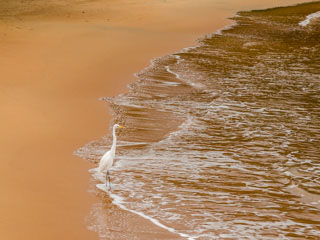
[98,124,124,189]
[98,150,115,173]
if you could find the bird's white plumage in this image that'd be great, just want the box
[97,124,124,185]
[98,150,114,173]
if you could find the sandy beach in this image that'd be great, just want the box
[0,0,315,239]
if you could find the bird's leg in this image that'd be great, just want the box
[105,171,109,189]
[106,170,111,190]
[108,171,112,190]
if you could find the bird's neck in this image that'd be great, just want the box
[111,127,117,153]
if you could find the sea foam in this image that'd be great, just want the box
[299,11,320,26]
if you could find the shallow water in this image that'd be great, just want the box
[76,2,320,239]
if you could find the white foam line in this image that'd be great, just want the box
[299,11,320,27]
[133,11,241,91]
[109,192,196,240]
[165,64,205,89]
[160,13,240,91]
[215,20,238,35]
[181,46,199,53]
[173,54,183,64]
[165,65,182,80]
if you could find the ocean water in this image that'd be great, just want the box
[76,2,320,239]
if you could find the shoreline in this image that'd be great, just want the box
[0,0,316,239]
[0,1,230,239]
[99,1,320,238]
[90,1,320,238]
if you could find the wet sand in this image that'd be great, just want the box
[0,0,314,239]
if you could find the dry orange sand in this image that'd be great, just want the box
[0,0,312,239]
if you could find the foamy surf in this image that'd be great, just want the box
[78,2,320,239]
[214,15,239,35]
[95,184,195,239]
[111,195,195,239]
[91,168,195,239]
[299,10,320,26]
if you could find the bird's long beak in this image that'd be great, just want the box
[118,125,125,129]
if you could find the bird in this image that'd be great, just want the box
[98,123,125,190]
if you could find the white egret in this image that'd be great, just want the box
[98,124,125,189]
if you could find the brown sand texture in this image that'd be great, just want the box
[0,0,312,239]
